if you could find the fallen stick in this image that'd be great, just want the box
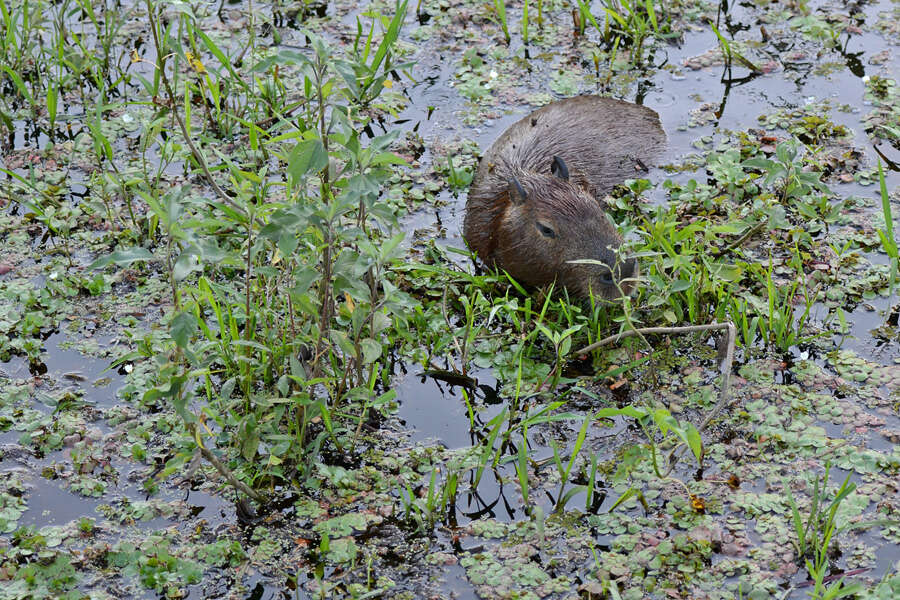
[572,322,738,472]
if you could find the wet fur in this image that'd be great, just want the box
[464,96,665,299]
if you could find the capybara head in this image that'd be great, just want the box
[493,156,639,300]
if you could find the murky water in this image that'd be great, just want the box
[394,0,900,462]
[1,0,898,597]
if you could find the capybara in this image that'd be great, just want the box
[464,96,665,299]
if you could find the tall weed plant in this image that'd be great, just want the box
[93,1,415,493]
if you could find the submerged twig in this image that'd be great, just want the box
[699,321,737,431]
[569,322,738,473]
[195,425,267,504]
[571,322,731,358]
[712,221,766,258]
[661,321,737,476]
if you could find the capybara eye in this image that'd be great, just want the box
[536,222,556,238]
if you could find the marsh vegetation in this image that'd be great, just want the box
[0,0,898,598]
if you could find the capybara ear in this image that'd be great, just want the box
[550,156,569,181]
[508,177,527,205]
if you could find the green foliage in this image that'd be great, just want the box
[549,410,593,511]
[743,138,832,204]
[875,160,898,304]
[491,0,510,44]
[443,155,475,192]
[609,405,703,486]
[0,276,76,364]
[454,47,497,102]
[0,528,81,598]
[632,132,854,353]
[0,0,897,595]
[9,553,81,598]
[576,0,673,66]
[73,2,419,493]
[398,465,458,533]
[745,257,821,352]
[342,0,412,105]
[195,539,247,568]
[522,0,530,44]
[108,540,203,594]
[784,464,866,599]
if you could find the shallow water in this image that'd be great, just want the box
[1,0,898,597]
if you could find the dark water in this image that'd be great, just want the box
[1,0,898,597]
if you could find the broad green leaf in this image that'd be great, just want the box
[88,247,155,269]
[685,423,703,462]
[170,311,198,349]
[287,139,328,182]
[360,338,381,364]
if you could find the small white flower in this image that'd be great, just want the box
[804,96,816,104]
[49,271,58,280]
[124,363,134,373]
[862,75,870,83]
[122,113,134,124]
[489,69,498,79]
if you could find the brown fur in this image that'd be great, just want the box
[464,96,665,299]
